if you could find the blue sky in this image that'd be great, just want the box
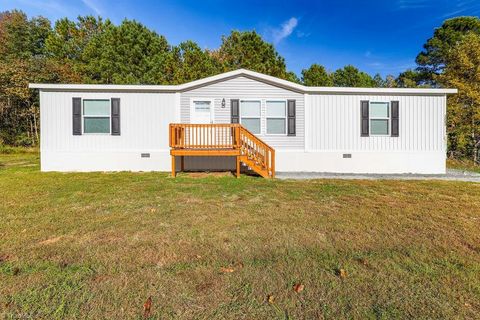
[1,0,480,77]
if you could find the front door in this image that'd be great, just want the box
[191,99,214,124]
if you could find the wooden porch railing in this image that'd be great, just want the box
[169,123,275,178]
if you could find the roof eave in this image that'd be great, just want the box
[28,83,179,92]
[28,69,458,95]
[304,87,458,95]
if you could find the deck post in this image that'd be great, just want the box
[235,126,241,149]
[171,155,176,178]
[271,150,275,178]
[236,156,240,178]
[181,156,185,171]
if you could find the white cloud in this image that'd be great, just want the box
[82,0,101,15]
[395,0,430,10]
[272,17,298,44]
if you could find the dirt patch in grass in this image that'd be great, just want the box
[1,153,479,319]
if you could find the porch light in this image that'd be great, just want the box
[221,98,226,108]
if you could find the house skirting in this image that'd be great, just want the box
[275,150,445,174]
[41,150,445,174]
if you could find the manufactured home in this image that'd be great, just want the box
[29,69,457,177]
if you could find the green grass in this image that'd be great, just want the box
[1,153,479,319]
[447,158,480,173]
[0,144,38,155]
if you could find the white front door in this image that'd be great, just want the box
[191,99,214,124]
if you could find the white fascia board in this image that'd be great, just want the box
[28,83,179,92]
[304,87,458,95]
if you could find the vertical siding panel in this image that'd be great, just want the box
[423,96,427,151]
[437,97,441,151]
[338,95,342,149]
[326,95,330,149]
[350,95,355,150]
[306,93,444,153]
[412,96,415,150]
[409,95,412,150]
[428,96,432,151]
[434,97,438,151]
[320,95,324,149]
[42,91,177,154]
[421,96,425,151]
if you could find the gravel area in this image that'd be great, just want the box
[276,169,480,182]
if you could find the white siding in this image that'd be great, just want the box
[40,91,176,171]
[38,79,449,174]
[180,76,305,150]
[306,94,446,152]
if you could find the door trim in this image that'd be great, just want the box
[190,98,215,124]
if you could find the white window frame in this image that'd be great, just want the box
[265,99,287,136]
[190,98,215,124]
[82,99,111,135]
[239,99,262,134]
[369,101,390,136]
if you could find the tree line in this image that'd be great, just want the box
[0,10,479,164]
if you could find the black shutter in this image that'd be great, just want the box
[111,98,120,135]
[231,99,239,123]
[72,97,82,135]
[361,100,369,137]
[287,100,296,136]
[391,101,399,137]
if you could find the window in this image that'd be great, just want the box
[194,101,211,113]
[240,100,261,134]
[266,100,286,134]
[83,99,110,134]
[369,102,389,135]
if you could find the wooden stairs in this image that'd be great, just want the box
[169,123,275,178]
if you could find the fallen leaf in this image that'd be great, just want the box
[267,294,275,304]
[220,267,235,273]
[143,296,152,318]
[293,283,305,293]
[464,302,471,308]
[337,268,347,278]
[12,267,20,276]
[150,208,156,213]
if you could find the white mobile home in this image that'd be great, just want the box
[29,69,456,176]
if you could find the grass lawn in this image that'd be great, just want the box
[1,153,479,319]
[447,158,480,174]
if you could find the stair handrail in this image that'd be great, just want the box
[238,126,275,178]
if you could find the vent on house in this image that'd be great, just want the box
[343,154,352,159]
[141,153,150,158]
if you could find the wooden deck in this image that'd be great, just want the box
[169,123,275,178]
